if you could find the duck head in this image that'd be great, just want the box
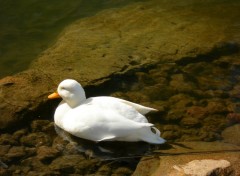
[48,79,86,108]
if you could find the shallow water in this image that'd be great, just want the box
[0,0,240,175]
[0,0,143,78]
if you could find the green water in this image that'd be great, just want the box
[0,0,143,78]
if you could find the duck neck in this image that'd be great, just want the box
[65,91,86,108]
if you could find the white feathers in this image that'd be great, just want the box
[50,79,165,144]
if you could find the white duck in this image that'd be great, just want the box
[48,79,165,144]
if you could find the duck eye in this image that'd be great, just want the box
[60,87,66,91]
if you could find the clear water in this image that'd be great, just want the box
[0,0,143,78]
[0,0,240,175]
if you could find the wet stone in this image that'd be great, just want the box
[169,74,196,93]
[64,142,82,155]
[20,132,52,147]
[180,117,201,128]
[49,155,85,173]
[206,99,228,114]
[9,165,31,176]
[204,89,229,99]
[230,85,240,98]
[227,113,240,123]
[52,136,69,152]
[12,129,28,141]
[135,72,156,86]
[124,92,150,104]
[37,146,60,163]
[166,109,185,121]
[0,145,11,157]
[97,165,112,176]
[112,167,133,176]
[143,85,175,101]
[162,131,181,140]
[0,168,8,176]
[21,157,47,171]
[0,134,18,145]
[75,159,99,175]
[31,120,51,132]
[221,124,240,145]
[168,94,195,104]
[203,114,228,132]
[26,170,60,176]
[5,146,26,159]
[186,106,208,120]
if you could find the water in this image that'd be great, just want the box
[0,0,240,175]
[0,0,143,78]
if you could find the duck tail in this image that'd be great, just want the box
[139,125,166,144]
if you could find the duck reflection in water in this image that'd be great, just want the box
[54,125,158,159]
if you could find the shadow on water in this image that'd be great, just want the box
[0,0,145,78]
[54,125,167,160]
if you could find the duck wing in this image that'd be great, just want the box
[84,97,156,122]
[114,97,158,115]
[60,105,154,142]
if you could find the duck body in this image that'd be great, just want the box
[49,79,165,144]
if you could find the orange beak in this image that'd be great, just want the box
[48,92,61,99]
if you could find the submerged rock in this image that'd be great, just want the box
[36,146,60,163]
[172,159,232,176]
[133,141,240,176]
[5,146,26,159]
[20,132,52,147]
[222,124,240,146]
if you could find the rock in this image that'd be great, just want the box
[26,170,61,176]
[31,120,51,132]
[162,125,181,140]
[162,131,181,140]
[169,74,196,93]
[202,114,228,134]
[0,168,8,176]
[0,145,10,157]
[49,155,85,174]
[166,109,185,121]
[112,167,133,176]
[36,146,60,163]
[222,124,240,146]
[133,141,240,176]
[5,146,26,159]
[226,113,240,123]
[0,71,54,130]
[143,85,175,101]
[230,85,240,99]
[171,159,232,176]
[13,129,28,141]
[52,136,69,150]
[20,132,52,147]
[0,134,18,145]
[21,157,47,172]
[206,99,228,114]
[96,165,112,176]
[185,106,208,120]
[180,117,201,128]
